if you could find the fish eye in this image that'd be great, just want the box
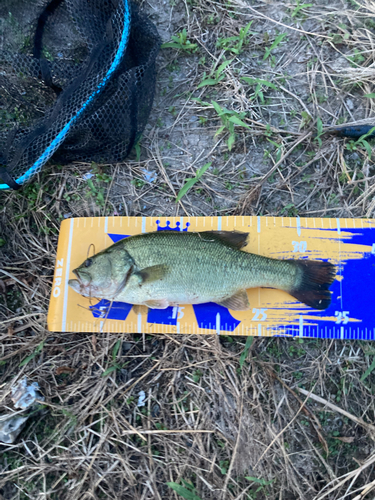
[85,258,93,268]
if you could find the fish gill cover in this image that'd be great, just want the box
[0,0,160,190]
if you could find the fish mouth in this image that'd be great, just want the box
[68,278,83,294]
[72,268,91,286]
[68,269,93,297]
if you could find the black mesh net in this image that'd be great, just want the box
[0,0,160,190]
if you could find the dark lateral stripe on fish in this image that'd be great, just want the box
[288,260,337,310]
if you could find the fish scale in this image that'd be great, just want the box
[116,231,298,304]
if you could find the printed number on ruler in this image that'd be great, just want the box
[178,307,185,319]
[292,241,307,252]
[252,308,267,321]
[335,311,350,325]
[172,306,185,319]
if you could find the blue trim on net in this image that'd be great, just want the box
[0,0,131,190]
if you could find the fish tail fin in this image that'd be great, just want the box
[289,260,336,310]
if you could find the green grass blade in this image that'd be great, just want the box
[360,357,375,382]
[176,178,198,202]
[242,77,277,90]
[112,339,121,361]
[245,476,272,485]
[228,115,250,128]
[166,482,202,500]
[161,42,183,49]
[361,139,373,157]
[176,163,212,202]
[211,100,224,115]
[197,78,219,89]
[196,162,212,179]
[19,340,46,367]
[227,132,236,151]
[215,59,233,77]
[102,365,120,377]
[239,336,254,370]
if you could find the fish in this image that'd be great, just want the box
[68,230,336,311]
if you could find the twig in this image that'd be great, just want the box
[297,388,375,440]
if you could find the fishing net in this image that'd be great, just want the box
[0,0,160,190]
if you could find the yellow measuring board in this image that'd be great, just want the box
[47,216,375,339]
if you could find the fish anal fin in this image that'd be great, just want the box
[144,299,170,309]
[200,230,249,249]
[138,264,168,284]
[216,290,250,310]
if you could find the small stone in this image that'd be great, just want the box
[346,99,354,110]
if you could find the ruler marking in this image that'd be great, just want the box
[299,316,303,337]
[216,313,221,335]
[61,218,74,332]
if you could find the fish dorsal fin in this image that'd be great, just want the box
[137,264,168,284]
[199,230,249,249]
[216,290,250,310]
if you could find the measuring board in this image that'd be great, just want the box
[47,216,375,339]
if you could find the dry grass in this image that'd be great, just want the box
[1,0,375,498]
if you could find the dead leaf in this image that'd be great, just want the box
[56,366,75,375]
[334,436,355,443]
[92,334,97,353]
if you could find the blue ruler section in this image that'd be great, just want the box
[94,221,375,340]
[282,227,375,340]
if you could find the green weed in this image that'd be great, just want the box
[102,339,128,377]
[131,178,145,189]
[197,59,233,89]
[242,77,278,103]
[239,336,254,371]
[360,356,375,383]
[84,164,112,207]
[300,110,312,128]
[162,29,198,52]
[348,48,365,66]
[345,126,375,159]
[263,33,287,63]
[208,100,250,150]
[176,162,212,202]
[216,21,254,55]
[280,203,298,217]
[315,117,324,147]
[20,339,46,367]
[245,476,274,498]
[290,0,313,19]
[167,479,202,500]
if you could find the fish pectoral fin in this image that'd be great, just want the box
[200,230,249,249]
[216,290,250,311]
[137,264,168,284]
[144,299,170,309]
[132,305,149,315]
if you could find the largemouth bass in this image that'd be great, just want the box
[68,231,336,310]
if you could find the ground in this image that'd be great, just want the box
[1,0,375,498]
